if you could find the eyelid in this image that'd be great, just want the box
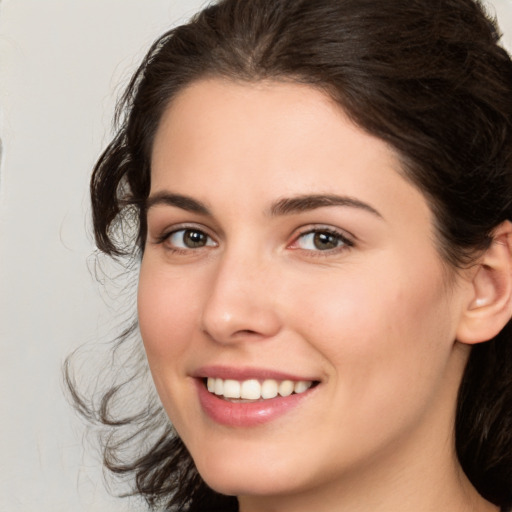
[154,222,218,247]
[288,225,355,253]
[150,221,354,256]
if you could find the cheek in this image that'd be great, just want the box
[291,259,455,389]
[137,261,200,366]
[137,260,205,427]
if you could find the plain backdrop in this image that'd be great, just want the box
[0,1,511,511]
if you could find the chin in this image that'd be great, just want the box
[192,450,307,498]
[201,472,297,499]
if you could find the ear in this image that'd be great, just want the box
[457,221,512,345]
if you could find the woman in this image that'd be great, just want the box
[69,0,512,510]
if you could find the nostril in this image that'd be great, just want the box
[201,315,280,344]
[235,329,261,336]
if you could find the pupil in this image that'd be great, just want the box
[184,230,206,248]
[314,232,338,250]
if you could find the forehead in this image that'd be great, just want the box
[151,78,350,170]
[150,78,431,226]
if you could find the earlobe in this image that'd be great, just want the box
[457,221,512,345]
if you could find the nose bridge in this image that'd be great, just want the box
[201,241,281,343]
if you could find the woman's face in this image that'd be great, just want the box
[138,79,472,503]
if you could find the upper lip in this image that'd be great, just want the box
[192,365,319,382]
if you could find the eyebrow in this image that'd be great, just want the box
[145,192,210,215]
[269,194,383,218]
[145,192,383,219]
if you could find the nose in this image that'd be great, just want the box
[200,252,282,344]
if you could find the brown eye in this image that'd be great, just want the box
[294,229,352,252]
[167,228,215,249]
[312,232,340,250]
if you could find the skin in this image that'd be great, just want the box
[138,79,502,512]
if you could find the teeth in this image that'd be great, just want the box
[223,379,241,399]
[261,379,278,399]
[241,379,261,400]
[278,380,294,397]
[214,378,224,396]
[205,377,313,400]
[294,381,310,393]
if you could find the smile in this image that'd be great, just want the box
[195,372,319,427]
[206,377,314,401]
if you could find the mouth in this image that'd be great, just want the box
[194,367,320,426]
[205,377,317,402]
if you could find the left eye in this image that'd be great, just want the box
[166,228,216,249]
[294,230,350,251]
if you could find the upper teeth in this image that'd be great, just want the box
[206,377,313,400]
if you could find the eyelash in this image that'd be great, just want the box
[290,227,354,255]
[155,225,354,256]
[155,225,217,254]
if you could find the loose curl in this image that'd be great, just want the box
[67,0,512,511]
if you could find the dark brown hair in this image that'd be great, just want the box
[70,0,512,510]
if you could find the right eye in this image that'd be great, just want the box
[165,228,216,250]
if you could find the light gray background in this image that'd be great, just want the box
[0,1,511,511]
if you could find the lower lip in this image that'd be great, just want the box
[195,379,315,427]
